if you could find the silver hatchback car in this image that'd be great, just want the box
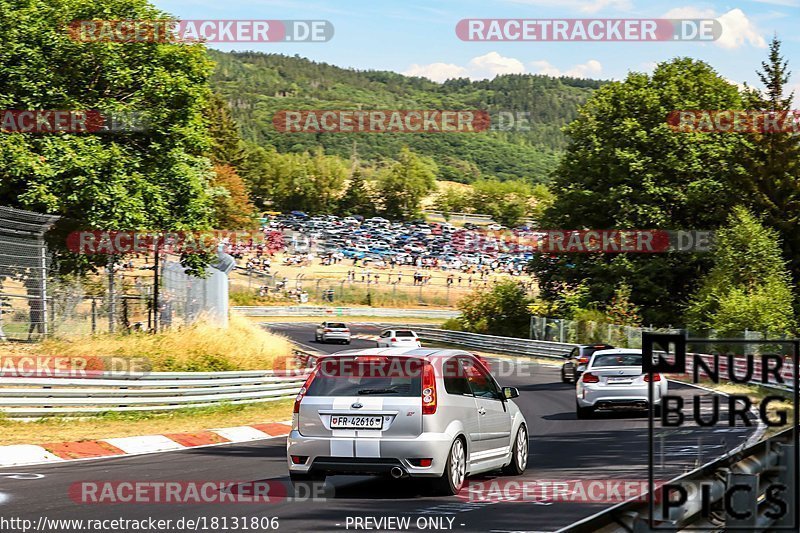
[287,348,528,495]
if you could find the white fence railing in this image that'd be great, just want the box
[0,368,308,417]
[233,306,460,319]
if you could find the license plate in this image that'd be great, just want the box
[607,377,632,384]
[330,415,383,430]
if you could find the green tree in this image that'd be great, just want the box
[737,38,800,290]
[458,279,533,338]
[338,166,375,216]
[377,147,436,220]
[605,282,642,327]
[469,179,533,227]
[432,186,471,220]
[0,0,217,241]
[686,207,796,336]
[251,148,347,214]
[209,164,257,229]
[205,93,246,169]
[531,58,749,325]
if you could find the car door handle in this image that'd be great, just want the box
[478,407,486,415]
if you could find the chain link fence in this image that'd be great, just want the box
[530,315,787,353]
[0,206,233,341]
[0,206,58,341]
[530,315,683,348]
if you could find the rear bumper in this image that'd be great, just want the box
[287,430,453,477]
[577,385,662,409]
[321,333,351,342]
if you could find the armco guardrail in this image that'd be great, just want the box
[560,427,797,532]
[413,327,576,359]
[413,329,796,390]
[234,306,460,319]
[0,367,308,417]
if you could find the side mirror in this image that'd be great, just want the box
[502,387,520,399]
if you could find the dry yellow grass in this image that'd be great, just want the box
[31,313,294,371]
[0,400,294,446]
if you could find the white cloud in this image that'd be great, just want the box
[530,59,602,77]
[508,0,633,14]
[403,62,469,82]
[404,53,601,82]
[466,52,526,78]
[662,7,766,49]
[403,53,524,82]
[716,9,767,49]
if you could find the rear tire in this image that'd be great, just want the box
[561,367,569,383]
[432,438,467,496]
[502,425,528,475]
[576,402,594,419]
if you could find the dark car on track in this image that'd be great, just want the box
[560,344,615,383]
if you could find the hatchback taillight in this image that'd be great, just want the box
[577,357,589,365]
[293,368,318,414]
[582,372,599,383]
[422,362,437,415]
[644,373,661,382]
[391,338,397,343]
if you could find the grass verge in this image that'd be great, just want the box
[28,313,294,371]
[0,400,294,446]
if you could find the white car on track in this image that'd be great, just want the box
[376,329,422,348]
[575,349,667,418]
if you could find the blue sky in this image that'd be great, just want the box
[152,0,799,94]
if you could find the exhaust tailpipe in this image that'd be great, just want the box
[390,467,405,479]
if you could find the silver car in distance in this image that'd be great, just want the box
[575,348,668,419]
[287,348,528,495]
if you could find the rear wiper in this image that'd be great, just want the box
[357,388,399,395]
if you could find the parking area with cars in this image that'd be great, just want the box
[239,212,537,278]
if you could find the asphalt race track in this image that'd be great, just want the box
[0,323,760,533]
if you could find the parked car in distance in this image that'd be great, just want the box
[575,349,668,419]
[287,349,528,495]
[315,322,351,344]
[561,344,614,383]
[376,329,421,348]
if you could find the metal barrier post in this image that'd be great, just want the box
[775,443,797,527]
[726,472,759,528]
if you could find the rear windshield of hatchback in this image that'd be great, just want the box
[306,356,423,397]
